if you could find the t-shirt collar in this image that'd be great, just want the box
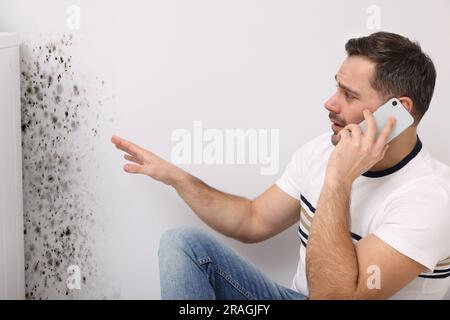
[362,135,422,178]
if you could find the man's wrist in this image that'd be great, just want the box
[324,171,353,191]
[169,167,190,189]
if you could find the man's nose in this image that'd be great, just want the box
[324,93,341,114]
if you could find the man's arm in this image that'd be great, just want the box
[111,135,300,243]
[306,179,425,300]
[174,176,300,243]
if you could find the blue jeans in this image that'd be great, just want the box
[158,226,307,300]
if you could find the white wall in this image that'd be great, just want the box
[0,0,449,299]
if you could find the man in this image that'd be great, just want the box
[111,32,450,299]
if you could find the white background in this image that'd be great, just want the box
[0,0,449,299]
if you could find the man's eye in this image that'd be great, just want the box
[344,91,354,100]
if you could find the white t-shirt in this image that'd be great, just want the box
[276,132,450,300]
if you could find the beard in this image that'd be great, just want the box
[329,112,346,146]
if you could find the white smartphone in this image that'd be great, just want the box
[359,97,414,143]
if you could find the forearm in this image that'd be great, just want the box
[306,179,359,299]
[172,170,253,241]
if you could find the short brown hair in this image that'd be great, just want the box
[345,31,436,125]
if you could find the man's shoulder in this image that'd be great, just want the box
[388,168,450,216]
[403,147,450,191]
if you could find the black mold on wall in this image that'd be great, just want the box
[20,34,105,299]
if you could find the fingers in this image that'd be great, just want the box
[374,116,396,150]
[362,109,377,143]
[338,127,352,143]
[124,154,144,165]
[111,135,144,160]
[344,123,362,145]
[381,143,390,158]
[123,163,146,174]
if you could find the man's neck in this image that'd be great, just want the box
[369,126,418,172]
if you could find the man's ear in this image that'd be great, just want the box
[398,97,414,114]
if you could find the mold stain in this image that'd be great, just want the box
[20,34,108,299]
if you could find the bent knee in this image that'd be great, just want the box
[158,226,207,256]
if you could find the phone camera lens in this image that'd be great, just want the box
[392,101,398,106]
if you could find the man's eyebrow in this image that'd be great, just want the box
[334,75,361,98]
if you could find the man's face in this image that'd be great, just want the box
[324,55,384,146]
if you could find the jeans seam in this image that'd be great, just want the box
[197,257,213,265]
[214,265,255,300]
